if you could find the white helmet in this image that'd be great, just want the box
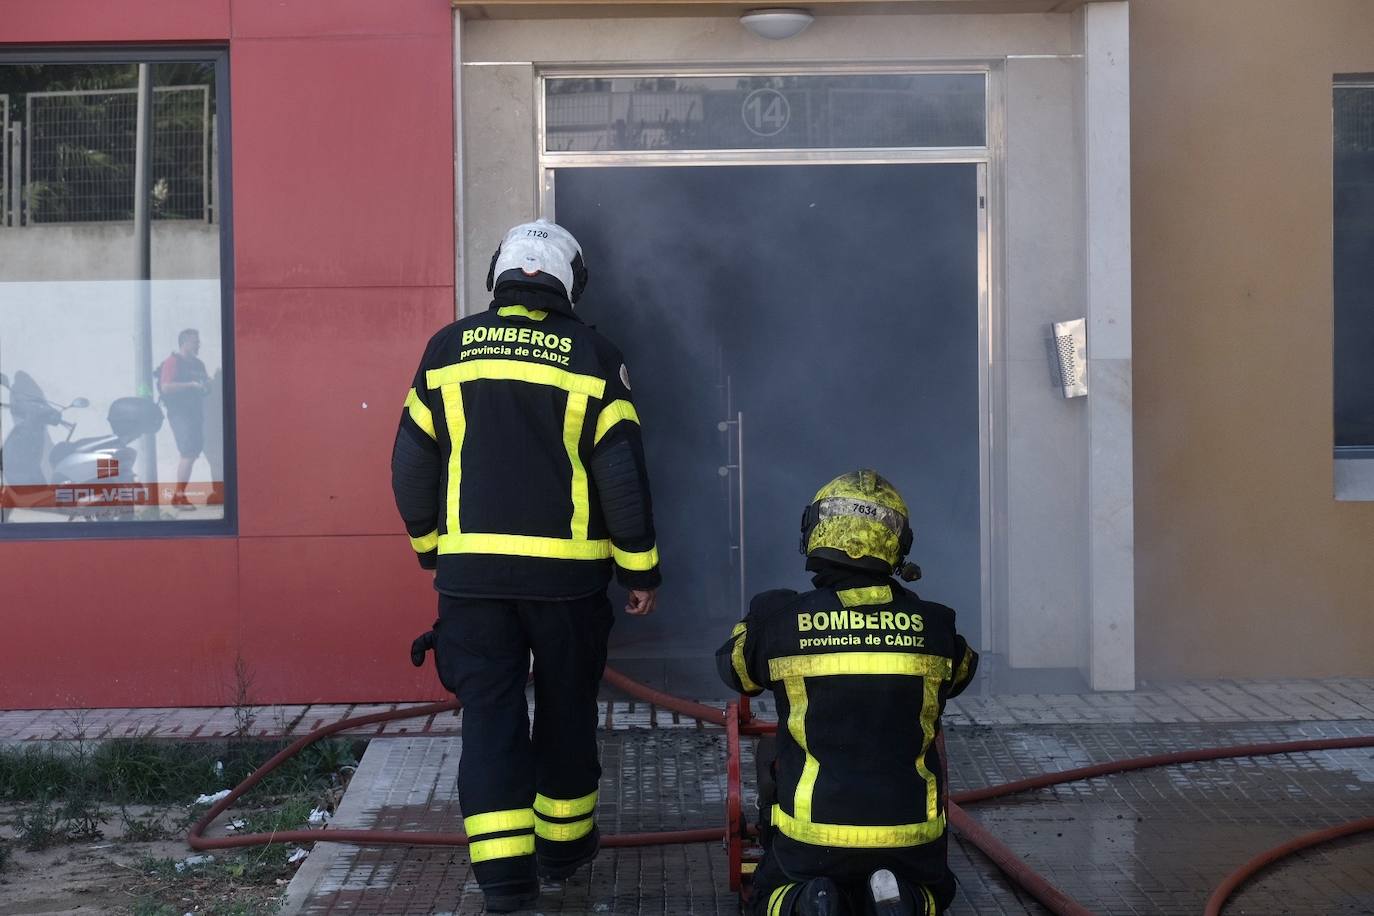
[486,219,588,304]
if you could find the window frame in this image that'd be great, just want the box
[0,46,236,539]
[1334,76,1374,458]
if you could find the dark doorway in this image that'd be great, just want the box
[556,163,982,671]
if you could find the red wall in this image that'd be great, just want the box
[3,0,455,707]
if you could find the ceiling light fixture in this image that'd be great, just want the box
[740,8,815,41]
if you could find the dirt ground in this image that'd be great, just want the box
[0,803,305,916]
[0,832,189,915]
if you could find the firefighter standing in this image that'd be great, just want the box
[717,470,977,916]
[392,219,661,913]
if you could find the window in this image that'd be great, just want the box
[1336,79,1374,459]
[0,52,233,534]
[545,73,987,153]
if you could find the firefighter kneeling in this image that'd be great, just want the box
[717,470,978,916]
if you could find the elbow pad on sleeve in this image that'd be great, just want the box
[715,641,743,692]
[391,427,441,523]
[948,639,980,698]
[588,434,650,541]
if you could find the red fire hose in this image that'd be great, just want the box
[601,666,727,727]
[950,734,1374,805]
[1202,814,1374,916]
[945,803,1095,916]
[188,668,1374,915]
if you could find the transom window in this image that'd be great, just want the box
[544,73,987,154]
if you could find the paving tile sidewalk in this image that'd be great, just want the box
[13,677,1369,914]
[281,720,1374,915]
[6,677,1374,742]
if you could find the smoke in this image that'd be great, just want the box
[558,163,982,658]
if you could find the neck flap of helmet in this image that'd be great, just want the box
[809,560,896,591]
[491,285,579,319]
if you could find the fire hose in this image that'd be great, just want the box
[188,667,1374,915]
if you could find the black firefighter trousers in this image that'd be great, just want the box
[750,738,956,916]
[434,591,613,894]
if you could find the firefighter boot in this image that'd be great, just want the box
[537,824,600,881]
[483,884,540,914]
[866,869,926,916]
[796,877,848,916]
[756,874,849,916]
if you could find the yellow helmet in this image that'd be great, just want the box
[799,469,914,575]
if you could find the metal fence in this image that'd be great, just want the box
[19,85,214,225]
[547,91,708,152]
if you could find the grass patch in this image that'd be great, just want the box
[0,737,362,806]
[118,804,178,842]
[14,798,65,851]
[0,745,75,800]
[0,735,359,860]
[130,905,182,916]
[92,740,220,803]
[240,795,315,837]
[131,896,282,916]
[131,849,295,915]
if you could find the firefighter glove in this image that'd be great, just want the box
[410,626,437,668]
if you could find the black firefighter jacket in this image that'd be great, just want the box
[717,567,978,885]
[391,288,661,600]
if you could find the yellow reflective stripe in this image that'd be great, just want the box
[410,530,438,553]
[469,834,535,863]
[731,624,760,694]
[534,813,595,842]
[922,886,937,916]
[836,585,893,607]
[593,399,639,444]
[404,388,436,440]
[564,392,590,539]
[612,544,659,571]
[784,676,819,823]
[916,677,940,823]
[769,652,952,681]
[464,808,534,837]
[497,305,547,321]
[771,805,946,849]
[427,359,606,399]
[768,883,795,916]
[534,791,598,818]
[439,533,610,560]
[440,383,466,536]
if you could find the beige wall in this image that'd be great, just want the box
[1131,0,1374,678]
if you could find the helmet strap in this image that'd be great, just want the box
[798,501,821,556]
